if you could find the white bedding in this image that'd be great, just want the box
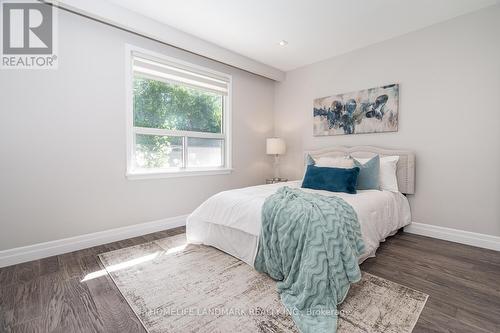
[186,181,411,266]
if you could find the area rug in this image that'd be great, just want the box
[98,234,428,333]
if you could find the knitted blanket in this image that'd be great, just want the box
[254,187,365,333]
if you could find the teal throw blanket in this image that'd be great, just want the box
[254,187,365,333]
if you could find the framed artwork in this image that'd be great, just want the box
[313,84,399,136]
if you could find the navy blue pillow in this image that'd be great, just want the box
[302,165,360,194]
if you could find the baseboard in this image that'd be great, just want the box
[2,218,497,268]
[404,222,500,251]
[0,215,188,268]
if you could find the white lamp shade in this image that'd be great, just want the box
[266,138,286,155]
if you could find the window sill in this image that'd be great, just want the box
[126,168,233,180]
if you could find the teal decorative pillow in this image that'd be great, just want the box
[305,154,315,166]
[353,155,380,190]
[302,165,360,194]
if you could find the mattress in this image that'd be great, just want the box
[186,181,411,266]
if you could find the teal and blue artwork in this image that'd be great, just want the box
[313,84,399,136]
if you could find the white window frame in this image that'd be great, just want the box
[125,45,232,180]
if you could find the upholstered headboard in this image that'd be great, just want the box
[305,146,415,194]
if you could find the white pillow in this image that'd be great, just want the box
[357,155,399,192]
[315,156,354,169]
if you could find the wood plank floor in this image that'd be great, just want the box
[1,228,499,333]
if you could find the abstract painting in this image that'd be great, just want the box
[313,84,399,136]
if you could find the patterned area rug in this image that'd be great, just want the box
[98,234,428,333]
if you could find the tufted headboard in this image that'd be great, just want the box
[305,146,415,194]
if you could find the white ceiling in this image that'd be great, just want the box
[106,0,497,71]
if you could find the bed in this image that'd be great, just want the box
[186,146,415,266]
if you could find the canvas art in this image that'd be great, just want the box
[313,84,399,136]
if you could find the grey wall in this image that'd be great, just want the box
[274,6,500,236]
[0,10,275,250]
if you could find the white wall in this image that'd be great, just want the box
[274,6,500,236]
[0,9,275,251]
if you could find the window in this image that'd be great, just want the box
[126,46,232,179]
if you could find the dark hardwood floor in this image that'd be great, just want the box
[1,228,499,333]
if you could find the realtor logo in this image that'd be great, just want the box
[1,0,58,69]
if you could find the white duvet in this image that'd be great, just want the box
[186,181,411,266]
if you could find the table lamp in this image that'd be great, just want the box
[266,137,286,181]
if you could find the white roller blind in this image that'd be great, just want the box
[133,53,230,95]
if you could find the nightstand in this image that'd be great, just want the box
[266,177,288,184]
